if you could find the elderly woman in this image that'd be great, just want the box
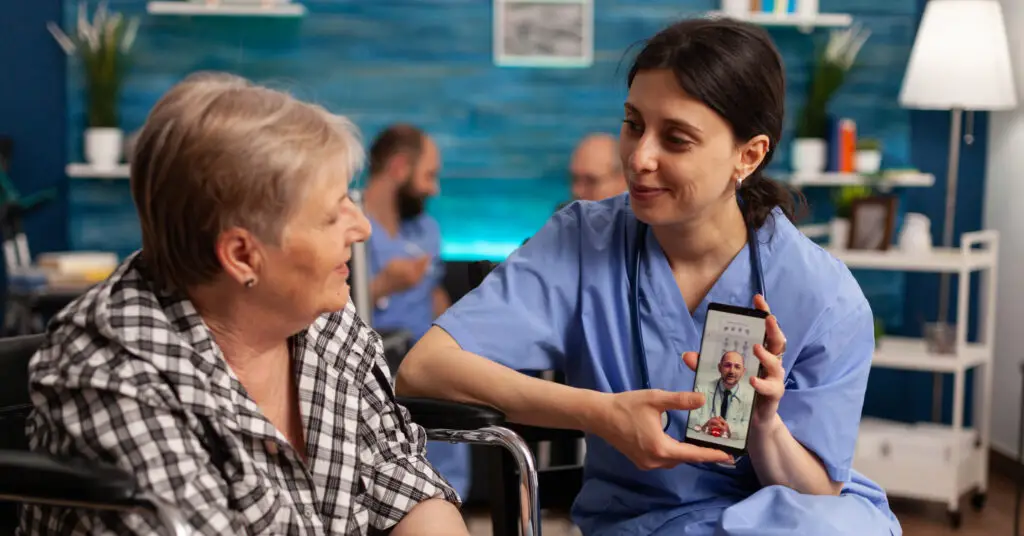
[19,73,468,535]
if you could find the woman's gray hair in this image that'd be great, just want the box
[130,71,364,291]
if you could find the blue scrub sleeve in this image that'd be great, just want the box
[778,300,874,483]
[432,208,582,372]
[426,217,447,290]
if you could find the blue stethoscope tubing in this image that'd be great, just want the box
[625,197,766,431]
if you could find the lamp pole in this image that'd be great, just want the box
[932,107,964,422]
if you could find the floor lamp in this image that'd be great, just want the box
[898,0,1017,422]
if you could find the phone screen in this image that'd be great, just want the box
[684,303,768,455]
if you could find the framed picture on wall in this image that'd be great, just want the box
[493,0,594,68]
[848,196,899,251]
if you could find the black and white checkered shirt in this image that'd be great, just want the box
[19,252,459,535]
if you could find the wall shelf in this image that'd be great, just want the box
[781,171,935,189]
[707,11,852,32]
[828,245,995,273]
[146,1,307,17]
[871,336,989,373]
[66,163,130,179]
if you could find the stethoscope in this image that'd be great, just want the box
[708,381,739,420]
[625,197,766,432]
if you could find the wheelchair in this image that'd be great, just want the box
[0,328,580,536]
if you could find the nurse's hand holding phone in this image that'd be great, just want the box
[589,389,734,470]
[681,294,788,438]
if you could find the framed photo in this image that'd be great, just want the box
[493,0,594,68]
[848,196,898,251]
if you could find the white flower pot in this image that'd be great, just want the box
[84,128,124,170]
[798,0,819,17]
[791,138,827,175]
[721,0,749,16]
[855,150,882,174]
[830,218,850,250]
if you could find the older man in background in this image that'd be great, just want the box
[569,132,627,202]
[361,124,471,500]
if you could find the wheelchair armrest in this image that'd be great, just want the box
[0,451,144,508]
[398,397,506,431]
[506,423,585,443]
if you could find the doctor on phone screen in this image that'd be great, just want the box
[690,352,753,441]
[397,17,901,536]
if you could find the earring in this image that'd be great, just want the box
[735,175,744,189]
[244,278,257,289]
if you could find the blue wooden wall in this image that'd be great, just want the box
[64,0,919,260]
[1,0,68,256]
[53,0,985,425]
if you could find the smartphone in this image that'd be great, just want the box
[684,302,769,457]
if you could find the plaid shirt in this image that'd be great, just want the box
[19,252,459,535]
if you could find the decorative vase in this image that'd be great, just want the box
[84,127,123,170]
[899,213,933,253]
[792,138,827,175]
[855,149,882,174]
[830,218,849,250]
[924,322,956,355]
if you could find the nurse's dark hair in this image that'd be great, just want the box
[627,17,806,229]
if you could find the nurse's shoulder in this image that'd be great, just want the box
[557,193,631,254]
[766,213,872,337]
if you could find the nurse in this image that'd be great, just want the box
[397,17,901,536]
[362,124,471,500]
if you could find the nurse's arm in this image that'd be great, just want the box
[747,414,843,495]
[397,326,606,432]
[398,327,733,468]
[744,298,876,497]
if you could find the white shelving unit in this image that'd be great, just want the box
[707,11,852,32]
[831,230,999,528]
[782,171,936,190]
[791,172,935,239]
[147,1,307,17]
[66,163,130,179]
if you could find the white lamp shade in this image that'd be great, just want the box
[900,0,1018,111]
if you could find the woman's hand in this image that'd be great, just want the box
[681,294,787,436]
[586,390,733,470]
[748,294,787,434]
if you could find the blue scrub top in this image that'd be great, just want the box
[434,193,896,534]
[366,213,445,341]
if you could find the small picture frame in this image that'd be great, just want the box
[848,196,898,251]
[493,0,594,68]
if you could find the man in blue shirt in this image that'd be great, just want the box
[362,124,468,498]
[568,133,627,203]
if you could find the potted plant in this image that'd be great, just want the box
[792,25,871,175]
[855,138,883,174]
[48,1,139,170]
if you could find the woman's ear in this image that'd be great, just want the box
[215,227,264,288]
[737,134,771,178]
